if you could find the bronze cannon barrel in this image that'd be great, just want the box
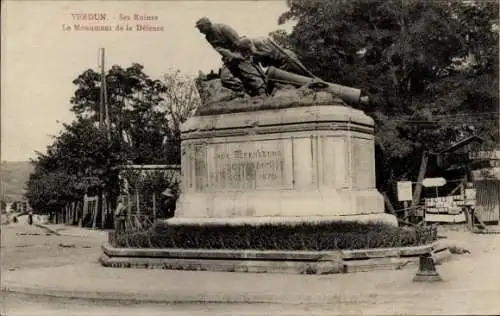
[266,66,369,105]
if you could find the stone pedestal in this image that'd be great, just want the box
[173,103,396,226]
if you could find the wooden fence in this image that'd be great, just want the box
[50,194,111,229]
[474,180,500,224]
[50,192,170,228]
[50,164,181,229]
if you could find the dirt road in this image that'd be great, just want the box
[1,223,499,315]
[1,223,105,270]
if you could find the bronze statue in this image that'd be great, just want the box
[195,17,267,96]
[237,36,313,77]
[195,17,369,106]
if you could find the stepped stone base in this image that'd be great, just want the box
[100,242,445,274]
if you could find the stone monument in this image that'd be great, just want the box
[99,20,444,274]
[168,19,397,227]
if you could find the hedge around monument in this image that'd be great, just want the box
[111,221,438,250]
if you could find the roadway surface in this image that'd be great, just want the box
[1,223,499,315]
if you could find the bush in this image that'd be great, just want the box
[111,221,438,250]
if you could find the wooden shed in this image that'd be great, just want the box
[471,165,500,225]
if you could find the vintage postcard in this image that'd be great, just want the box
[1,0,499,315]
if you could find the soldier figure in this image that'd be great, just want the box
[195,17,267,96]
[237,36,312,77]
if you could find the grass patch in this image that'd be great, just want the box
[111,221,437,250]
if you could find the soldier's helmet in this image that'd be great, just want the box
[238,36,254,52]
[195,17,211,28]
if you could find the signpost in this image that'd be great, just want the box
[397,178,451,221]
[397,181,413,219]
[422,177,447,202]
[468,150,500,160]
[422,177,446,188]
[464,183,477,207]
[459,183,478,230]
[397,181,413,202]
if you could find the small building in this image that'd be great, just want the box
[469,152,500,225]
[427,136,499,225]
[436,135,485,174]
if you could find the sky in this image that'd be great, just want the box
[1,0,292,161]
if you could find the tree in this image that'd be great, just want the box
[26,170,79,213]
[27,65,200,215]
[70,64,200,165]
[26,118,127,213]
[70,63,169,164]
[160,69,201,164]
[274,0,498,193]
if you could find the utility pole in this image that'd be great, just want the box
[100,48,111,140]
[99,48,105,128]
[98,48,112,229]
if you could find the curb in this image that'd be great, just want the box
[1,277,487,305]
[99,241,446,274]
[0,283,352,304]
[472,228,500,235]
[0,283,393,304]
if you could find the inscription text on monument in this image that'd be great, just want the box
[210,141,289,190]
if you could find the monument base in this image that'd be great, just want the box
[100,240,444,274]
[178,104,385,219]
[177,188,385,218]
[164,213,398,227]
[103,214,440,274]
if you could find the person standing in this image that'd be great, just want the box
[114,196,128,234]
[159,188,176,219]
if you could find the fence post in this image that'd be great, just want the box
[67,204,70,224]
[136,189,140,215]
[152,192,156,221]
[69,202,73,224]
[65,205,69,224]
[127,193,131,220]
[92,199,98,229]
[82,194,88,227]
[72,202,77,225]
[101,194,107,228]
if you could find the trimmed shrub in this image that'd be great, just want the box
[111,221,438,250]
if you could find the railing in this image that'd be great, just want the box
[124,214,155,233]
[110,214,156,248]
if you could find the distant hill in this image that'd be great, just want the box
[1,161,34,202]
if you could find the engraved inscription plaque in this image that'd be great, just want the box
[208,140,291,190]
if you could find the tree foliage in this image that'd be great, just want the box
[71,63,168,164]
[273,0,499,191]
[160,69,201,164]
[70,64,200,164]
[26,119,127,213]
[27,65,200,213]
